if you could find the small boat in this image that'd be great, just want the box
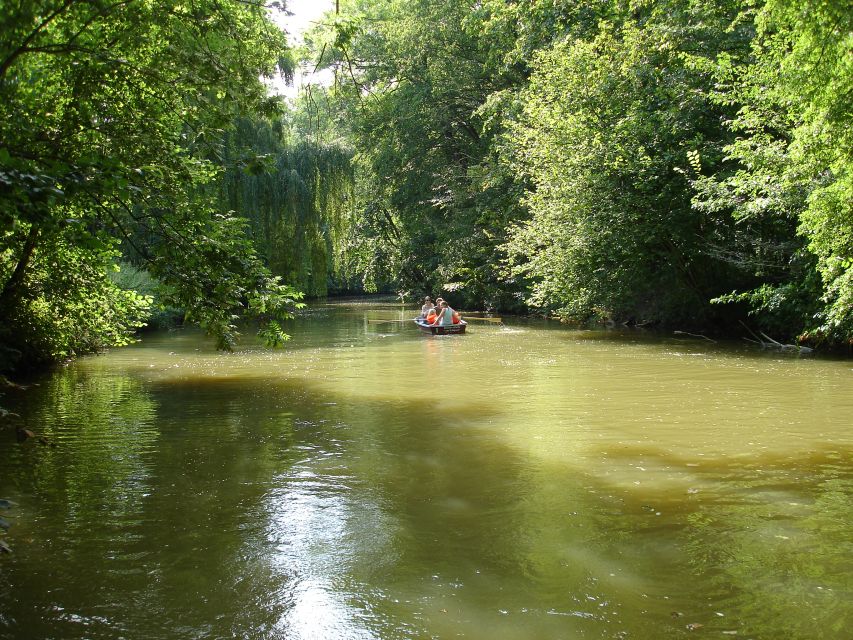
[413,317,467,335]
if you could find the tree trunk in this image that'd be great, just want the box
[0,224,40,315]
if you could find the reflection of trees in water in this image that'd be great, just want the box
[684,457,852,638]
[15,366,159,530]
[0,366,162,638]
[591,445,853,637]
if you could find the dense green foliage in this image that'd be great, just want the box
[218,117,355,297]
[296,0,851,346]
[298,0,529,308]
[2,0,850,367]
[0,0,301,371]
[693,0,853,344]
[502,0,748,325]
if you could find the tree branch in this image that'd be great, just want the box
[0,0,77,79]
[0,223,41,312]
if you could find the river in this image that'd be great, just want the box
[1,298,851,639]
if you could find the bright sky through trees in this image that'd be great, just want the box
[270,0,335,98]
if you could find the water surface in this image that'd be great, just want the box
[1,299,851,639]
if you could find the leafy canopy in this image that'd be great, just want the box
[0,0,301,369]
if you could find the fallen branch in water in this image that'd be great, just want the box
[673,330,716,343]
[759,331,814,354]
[0,375,29,391]
[739,321,814,354]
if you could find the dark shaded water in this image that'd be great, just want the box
[1,299,851,639]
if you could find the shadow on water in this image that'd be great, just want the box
[531,442,853,639]
[2,366,535,639]
[151,379,853,637]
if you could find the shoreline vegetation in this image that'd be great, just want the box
[2,0,851,380]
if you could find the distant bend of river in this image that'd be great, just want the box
[1,298,851,639]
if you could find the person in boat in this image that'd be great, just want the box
[431,300,461,326]
[425,297,442,324]
[420,296,435,318]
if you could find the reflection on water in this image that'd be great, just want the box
[1,299,851,639]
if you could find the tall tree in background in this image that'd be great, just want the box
[0,0,300,370]
[500,0,751,326]
[307,0,756,321]
[218,116,355,297]
[694,0,853,345]
[299,0,850,345]
[303,0,529,307]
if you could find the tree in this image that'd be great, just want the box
[0,0,300,371]
[694,0,853,345]
[287,0,850,346]
[218,116,355,297]
[301,0,529,308]
[501,0,749,326]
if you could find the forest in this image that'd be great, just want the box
[1,0,851,375]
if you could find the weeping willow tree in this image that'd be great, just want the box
[219,118,355,297]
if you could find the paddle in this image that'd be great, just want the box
[367,316,503,324]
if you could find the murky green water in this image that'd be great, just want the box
[1,299,851,639]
